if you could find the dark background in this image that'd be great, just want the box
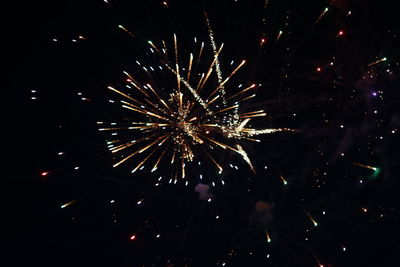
[5,0,400,266]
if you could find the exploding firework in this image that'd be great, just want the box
[98,14,297,181]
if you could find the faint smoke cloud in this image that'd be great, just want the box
[250,201,274,228]
[194,183,213,201]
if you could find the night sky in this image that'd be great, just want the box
[5,0,400,266]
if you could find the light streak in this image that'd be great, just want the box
[353,162,377,171]
[276,30,283,41]
[61,200,77,209]
[315,7,329,24]
[118,25,134,37]
[265,229,271,243]
[368,57,387,66]
[353,162,381,177]
[279,174,288,185]
[304,210,318,227]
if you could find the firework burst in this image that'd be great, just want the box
[98,15,297,181]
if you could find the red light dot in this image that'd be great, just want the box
[316,67,321,72]
[338,30,344,36]
[130,234,136,240]
[41,171,49,176]
[126,78,132,82]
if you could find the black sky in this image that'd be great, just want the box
[5,0,400,266]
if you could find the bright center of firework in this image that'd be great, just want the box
[176,121,195,135]
[174,120,197,143]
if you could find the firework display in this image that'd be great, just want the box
[9,0,399,266]
[98,19,297,180]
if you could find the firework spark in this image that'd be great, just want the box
[60,200,77,209]
[367,57,387,67]
[353,162,378,171]
[99,17,297,181]
[304,209,318,227]
[353,162,381,177]
[265,229,271,243]
[315,7,329,24]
